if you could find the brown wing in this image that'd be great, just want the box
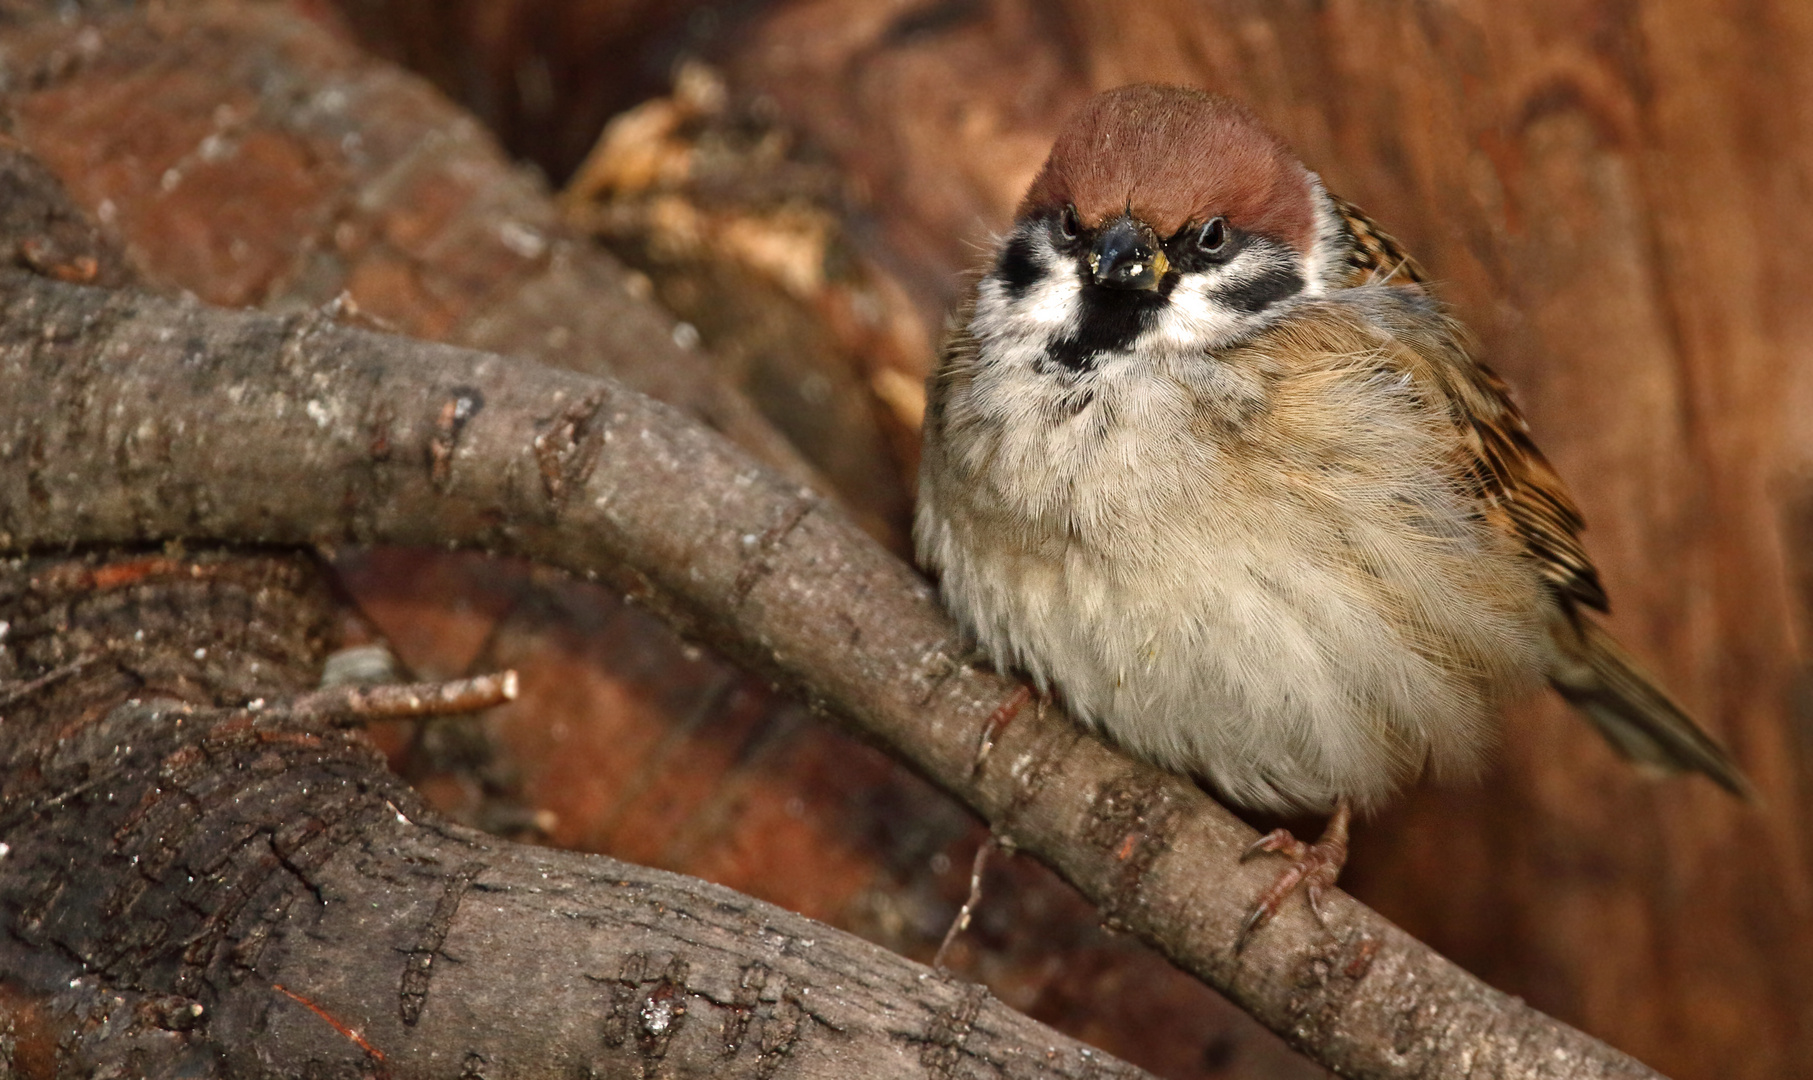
[1453,364,1610,612]
[1330,193,1429,288]
[1335,200,1752,791]
[1334,195,1609,613]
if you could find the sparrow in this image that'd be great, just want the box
[914,84,1749,939]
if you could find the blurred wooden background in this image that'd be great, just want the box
[10,1,1811,1077]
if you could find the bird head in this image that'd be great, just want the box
[977,85,1343,371]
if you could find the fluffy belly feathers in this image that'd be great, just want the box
[917,342,1551,814]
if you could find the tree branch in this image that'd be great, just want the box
[0,267,1667,1079]
[0,550,1151,1078]
[0,101,1164,1079]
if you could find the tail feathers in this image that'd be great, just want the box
[1550,619,1754,800]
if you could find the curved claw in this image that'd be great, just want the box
[1241,827,1306,863]
[1305,883,1329,928]
[1237,859,1311,947]
[1234,798,1352,952]
[971,685,1032,776]
[1238,899,1274,945]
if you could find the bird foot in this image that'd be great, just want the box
[1236,798,1352,951]
[971,684,1035,775]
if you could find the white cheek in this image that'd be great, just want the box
[976,266,1081,335]
[1023,269,1082,326]
[1149,276,1244,351]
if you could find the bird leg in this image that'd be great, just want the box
[1236,796,1352,950]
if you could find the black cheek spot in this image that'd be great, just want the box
[994,234,1041,298]
[1218,265,1304,314]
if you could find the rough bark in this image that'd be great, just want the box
[0,112,1153,1080]
[0,128,1167,1080]
[0,550,1152,1079]
[0,0,831,506]
[0,266,1667,1080]
[0,7,1284,1075]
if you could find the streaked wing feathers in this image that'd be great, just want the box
[1457,364,1610,613]
[1331,193,1428,287]
[1337,195,1610,614]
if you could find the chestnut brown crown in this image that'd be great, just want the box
[1019,85,1316,251]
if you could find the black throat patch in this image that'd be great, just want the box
[1039,279,1174,373]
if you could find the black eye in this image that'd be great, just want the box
[1197,216,1229,254]
[1058,204,1081,241]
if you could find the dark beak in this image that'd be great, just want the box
[1088,217,1169,290]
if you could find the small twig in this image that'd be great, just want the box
[271,982,387,1066]
[933,835,997,971]
[32,554,215,593]
[277,671,520,725]
[0,654,98,710]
